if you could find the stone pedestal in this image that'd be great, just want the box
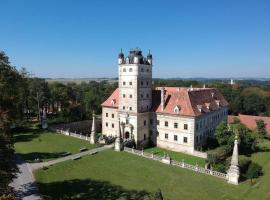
[41,108,48,129]
[114,137,124,151]
[42,120,48,129]
[227,165,239,185]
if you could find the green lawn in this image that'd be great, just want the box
[34,142,270,200]
[145,146,205,167]
[14,129,100,162]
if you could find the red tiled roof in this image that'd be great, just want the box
[101,88,119,108]
[228,114,270,134]
[153,87,228,116]
[101,87,228,116]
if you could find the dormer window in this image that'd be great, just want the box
[111,99,116,106]
[197,105,202,112]
[205,103,210,110]
[173,105,180,113]
[215,100,220,107]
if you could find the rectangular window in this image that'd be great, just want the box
[129,68,132,72]
[157,120,160,126]
[112,114,114,118]
[129,82,132,85]
[144,120,146,126]
[106,122,108,127]
[129,94,132,98]
[174,135,178,141]
[183,137,188,143]
[112,123,114,128]
[123,68,126,72]
[165,121,168,127]
[123,94,126,98]
[184,124,188,130]
[106,113,108,117]
[141,81,143,86]
[174,123,178,128]
[123,106,125,110]
[141,94,143,98]
[144,134,146,140]
[129,107,132,111]
[150,119,153,125]
[123,81,126,85]
[165,133,168,139]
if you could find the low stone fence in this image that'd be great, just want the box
[51,119,101,136]
[54,128,91,142]
[124,147,227,180]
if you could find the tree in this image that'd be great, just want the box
[243,94,265,115]
[245,162,262,184]
[256,119,266,137]
[214,121,234,152]
[0,51,23,195]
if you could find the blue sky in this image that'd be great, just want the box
[1,0,270,78]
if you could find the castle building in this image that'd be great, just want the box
[101,49,228,156]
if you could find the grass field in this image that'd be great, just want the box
[14,129,99,162]
[145,146,205,167]
[34,141,270,200]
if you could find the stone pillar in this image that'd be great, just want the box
[42,108,48,129]
[227,136,240,185]
[90,112,96,144]
[115,121,124,151]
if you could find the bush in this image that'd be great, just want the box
[238,155,251,174]
[245,162,263,184]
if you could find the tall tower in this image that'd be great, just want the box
[118,48,153,148]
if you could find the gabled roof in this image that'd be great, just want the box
[228,114,270,134]
[152,87,228,116]
[101,88,119,109]
[101,87,228,117]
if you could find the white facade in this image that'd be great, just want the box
[102,49,228,155]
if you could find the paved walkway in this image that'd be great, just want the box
[10,156,40,200]
[31,144,114,170]
[11,144,114,200]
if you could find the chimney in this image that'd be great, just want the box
[211,92,214,98]
[161,87,165,111]
[190,85,193,91]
